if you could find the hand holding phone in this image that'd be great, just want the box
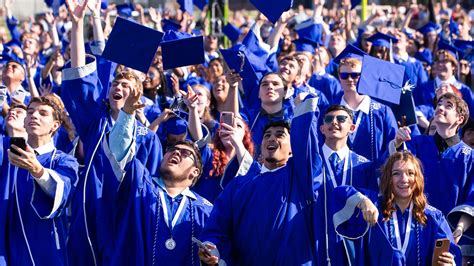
[431,238,451,266]
[10,137,27,156]
[220,112,234,129]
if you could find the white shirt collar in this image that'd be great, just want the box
[157,178,197,200]
[322,143,350,162]
[261,163,287,174]
[315,69,326,76]
[395,53,409,62]
[340,95,371,114]
[34,141,55,155]
[435,76,457,87]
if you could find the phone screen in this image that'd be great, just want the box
[10,137,26,156]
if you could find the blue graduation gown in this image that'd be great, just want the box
[308,73,343,105]
[414,79,474,116]
[394,56,428,89]
[405,136,473,216]
[200,96,323,265]
[341,97,398,162]
[100,151,213,266]
[313,151,377,266]
[447,202,474,257]
[0,135,79,266]
[61,55,163,266]
[332,186,463,266]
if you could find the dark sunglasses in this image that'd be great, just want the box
[339,72,361,80]
[166,146,196,162]
[323,115,349,124]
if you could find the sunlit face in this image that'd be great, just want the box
[434,59,455,80]
[433,97,464,128]
[320,110,355,141]
[143,67,161,90]
[193,86,211,117]
[339,64,362,93]
[22,37,39,55]
[208,60,224,79]
[261,126,291,165]
[278,59,299,84]
[295,54,312,80]
[329,34,346,55]
[25,102,60,138]
[160,144,199,182]
[391,160,416,202]
[108,78,135,113]
[2,61,25,83]
[212,76,230,104]
[259,74,286,104]
[6,107,26,132]
[314,47,330,68]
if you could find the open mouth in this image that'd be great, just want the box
[112,93,123,100]
[168,155,180,165]
[266,143,278,151]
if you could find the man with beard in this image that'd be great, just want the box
[198,94,323,265]
[102,85,213,265]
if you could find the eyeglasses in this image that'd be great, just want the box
[323,115,350,124]
[166,146,197,162]
[339,72,361,80]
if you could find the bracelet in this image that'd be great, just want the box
[456,224,465,233]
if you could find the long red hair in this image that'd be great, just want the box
[380,152,428,225]
[209,121,254,177]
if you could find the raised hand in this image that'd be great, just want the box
[123,84,145,115]
[179,85,199,110]
[8,145,44,178]
[65,0,89,23]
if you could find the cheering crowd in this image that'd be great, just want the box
[0,0,472,265]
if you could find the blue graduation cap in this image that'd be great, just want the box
[417,22,441,35]
[194,0,208,10]
[1,51,26,70]
[162,19,182,32]
[437,40,464,60]
[415,49,433,65]
[350,0,361,9]
[293,37,320,53]
[177,0,193,14]
[161,31,205,70]
[102,17,164,73]
[162,113,189,136]
[453,39,474,51]
[295,22,323,45]
[333,44,367,64]
[358,55,405,104]
[101,0,108,9]
[44,0,64,15]
[222,23,242,43]
[366,32,398,48]
[116,3,134,17]
[250,0,293,24]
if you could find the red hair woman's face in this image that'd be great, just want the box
[390,160,416,201]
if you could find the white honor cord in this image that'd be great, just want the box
[392,202,414,255]
[323,151,350,188]
[159,190,188,229]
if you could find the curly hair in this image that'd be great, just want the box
[380,151,428,226]
[209,120,254,177]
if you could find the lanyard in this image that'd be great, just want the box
[392,202,413,255]
[323,151,350,188]
[159,190,188,230]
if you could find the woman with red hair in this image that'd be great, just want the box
[332,152,461,265]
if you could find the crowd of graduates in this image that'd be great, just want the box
[0,0,472,265]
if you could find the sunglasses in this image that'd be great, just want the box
[339,72,361,80]
[323,115,349,124]
[166,146,197,162]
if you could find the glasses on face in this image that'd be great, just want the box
[166,146,197,162]
[339,72,361,80]
[323,115,349,124]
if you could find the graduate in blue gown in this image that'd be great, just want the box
[102,87,212,265]
[198,93,323,265]
[0,96,79,265]
[60,3,162,264]
[335,47,398,162]
[308,46,343,105]
[332,152,462,265]
[314,104,377,266]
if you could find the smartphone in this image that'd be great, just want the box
[431,238,450,266]
[220,112,234,128]
[10,137,26,156]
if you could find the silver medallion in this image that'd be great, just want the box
[165,238,176,250]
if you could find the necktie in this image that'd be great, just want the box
[329,152,343,179]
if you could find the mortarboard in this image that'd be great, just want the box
[101,0,108,9]
[1,52,25,69]
[415,49,433,65]
[250,0,293,24]
[160,31,205,70]
[295,22,323,45]
[220,45,260,83]
[366,32,398,48]
[44,0,64,15]
[357,55,405,104]
[293,37,320,53]
[163,114,189,136]
[177,0,193,14]
[102,17,164,73]
[391,88,418,126]
[417,22,441,35]
[162,19,182,32]
[350,0,361,9]
[437,40,464,60]
[333,44,367,65]
[194,0,208,10]
[222,23,242,43]
[116,3,135,17]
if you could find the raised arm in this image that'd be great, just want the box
[66,0,88,68]
[87,0,106,55]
